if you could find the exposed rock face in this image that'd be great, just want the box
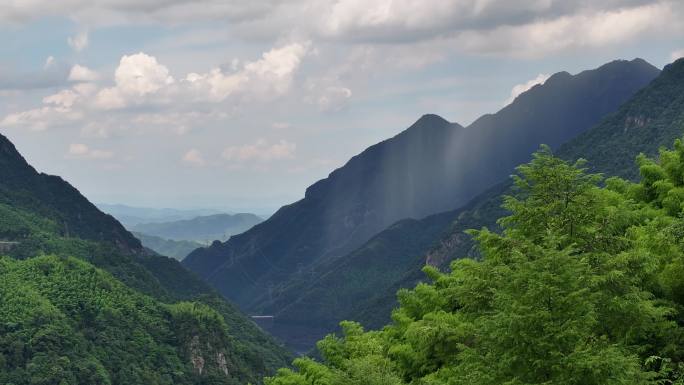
[187,334,235,378]
[217,352,229,376]
[190,336,205,375]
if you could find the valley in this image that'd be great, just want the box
[2,4,684,382]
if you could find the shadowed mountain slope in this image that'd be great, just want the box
[183,58,660,350]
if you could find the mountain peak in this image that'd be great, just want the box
[409,114,455,130]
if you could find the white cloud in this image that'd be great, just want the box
[182,148,206,166]
[185,42,310,102]
[68,64,99,82]
[93,53,174,109]
[67,143,114,159]
[671,49,684,62]
[43,89,80,110]
[84,43,308,111]
[0,107,56,131]
[504,73,550,106]
[222,139,296,162]
[1,44,307,131]
[114,53,174,96]
[67,31,89,52]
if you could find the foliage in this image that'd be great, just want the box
[0,255,258,385]
[266,139,684,384]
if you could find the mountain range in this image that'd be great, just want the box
[97,203,226,227]
[132,231,204,260]
[131,213,264,244]
[276,57,684,351]
[182,58,661,351]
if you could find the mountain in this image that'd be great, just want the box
[288,57,684,350]
[265,135,684,385]
[132,213,263,243]
[0,134,292,383]
[98,203,226,227]
[183,58,660,350]
[133,231,204,260]
[0,139,141,254]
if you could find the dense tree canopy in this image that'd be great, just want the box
[267,140,684,385]
[0,255,267,385]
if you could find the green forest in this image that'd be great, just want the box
[266,139,684,384]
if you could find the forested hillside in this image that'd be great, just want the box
[0,134,292,384]
[0,255,259,384]
[267,138,684,385]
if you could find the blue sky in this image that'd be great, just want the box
[1,0,683,212]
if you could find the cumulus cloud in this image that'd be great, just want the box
[222,139,296,162]
[504,73,550,106]
[182,148,206,166]
[68,64,99,82]
[67,143,114,159]
[185,42,310,102]
[68,31,89,52]
[0,40,312,134]
[0,82,96,129]
[94,53,174,109]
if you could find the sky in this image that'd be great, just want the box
[1,0,683,213]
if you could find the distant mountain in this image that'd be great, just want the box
[283,57,684,350]
[183,58,660,351]
[133,231,204,260]
[132,213,263,243]
[98,203,226,226]
[0,134,292,382]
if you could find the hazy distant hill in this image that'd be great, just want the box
[132,213,263,243]
[98,203,225,226]
[184,59,660,352]
[133,231,204,260]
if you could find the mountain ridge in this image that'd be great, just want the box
[183,58,661,350]
[132,213,263,243]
